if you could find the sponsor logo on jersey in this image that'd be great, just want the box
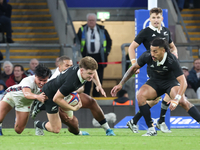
[164,31,168,36]
[152,34,156,37]
[51,106,58,111]
[163,66,168,71]
[150,64,154,68]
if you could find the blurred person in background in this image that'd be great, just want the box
[181,66,197,99]
[0,61,13,82]
[0,0,14,43]
[6,65,27,87]
[187,59,200,99]
[25,59,39,76]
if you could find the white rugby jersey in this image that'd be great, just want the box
[5,75,42,106]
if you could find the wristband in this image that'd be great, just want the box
[174,94,181,101]
[131,59,136,65]
[119,83,123,86]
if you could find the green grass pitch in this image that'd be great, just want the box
[0,128,200,150]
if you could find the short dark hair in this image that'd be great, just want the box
[79,56,98,70]
[117,89,128,98]
[58,56,72,65]
[14,64,24,71]
[151,38,170,52]
[34,64,51,78]
[150,7,163,15]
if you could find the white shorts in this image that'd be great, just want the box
[1,93,32,112]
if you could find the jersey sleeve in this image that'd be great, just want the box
[20,76,33,89]
[167,28,173,44]
[59,83,71,97]
[137,51,150,67]
[134,29,146,45]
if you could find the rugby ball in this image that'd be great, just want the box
[64,92,80,106]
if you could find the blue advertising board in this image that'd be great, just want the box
[135,9,170,130]
[114,116,200,129]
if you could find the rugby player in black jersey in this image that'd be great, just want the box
[127,7,178,133]
[111,38,200,136]
[34,56,115,136]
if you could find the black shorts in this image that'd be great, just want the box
[44,98,59,114]
[145,78,180,97]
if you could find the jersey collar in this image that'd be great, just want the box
[149,23,162,33]
[77,69,86,84]
[157,52,167,66]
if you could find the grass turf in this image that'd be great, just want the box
[0,128,200,150]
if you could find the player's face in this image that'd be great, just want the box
[80,68,96,81]
[59,59,73,72]
[87,15,96,29]
[149,13,163,29]
[150,46,165,62]
[35,76,49,88]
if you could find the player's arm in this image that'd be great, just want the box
[128,41,140,65]
[22,87,46,103]
[111,62,141,97]
[53,90,82,111]
[92,70,106,97]
[169,42,178,58]
[168,74,187,111]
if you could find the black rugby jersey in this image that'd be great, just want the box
[42,66,86,98]
[137,51,183,80]
[135,27,172,50]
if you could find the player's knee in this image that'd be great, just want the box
[53,128,61,134]
[15,128,24,134]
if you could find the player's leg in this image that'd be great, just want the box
[0,100,13,135]
[59,108,89,135]
[156,94,171,133]
[136,84,158,136]
[34,99,62,134]
[127,97,160,133]
[14,111,29,134]
[179,95,200,123]
[79,93,115,136]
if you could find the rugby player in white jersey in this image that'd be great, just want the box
[0,64,51,135]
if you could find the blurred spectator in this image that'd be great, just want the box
[6,64,27,87]
[113,89,133,105]
[182,66,197,99]
[24,58,39,76]
[75,13,112,97]
[187,59,200,98]
[0,60,13,82]
[0,0,13,43]
[188,0,194,8]
[176,0,185,11]
[0,79,6,99]
[51,57,60,75]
